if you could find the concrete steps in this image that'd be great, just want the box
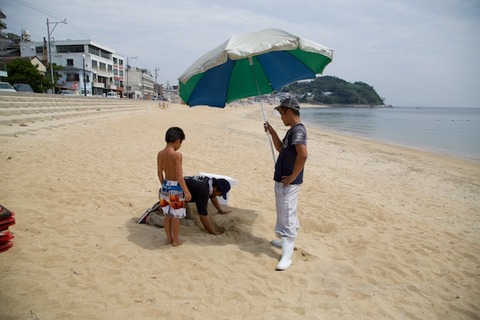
[0,92,150,137]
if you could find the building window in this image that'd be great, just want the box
[88,45,112,59]
[108,65,113,72]
[57,45,85,53]
[88,46,100,56]
[99,62,106,71]
[101,51,111,59]
[66,73,80,81]
[66,59,74,66]
[92,60,98,68]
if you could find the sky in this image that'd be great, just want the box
[2,0,479,107]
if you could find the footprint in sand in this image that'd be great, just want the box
[295,247,318,262]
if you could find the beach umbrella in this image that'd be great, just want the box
[178,28,333,161]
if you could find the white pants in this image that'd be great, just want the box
[274,182,300,238]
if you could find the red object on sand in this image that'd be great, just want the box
[0,216,15,231]
[0,241,13,253]
[0,205,13,220]
[0,230,14,243]
[0,205,16,253]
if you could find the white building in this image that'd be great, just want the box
[126,67,155,99]
[20,39,124,96]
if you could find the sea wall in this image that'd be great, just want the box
[0,92,153,136]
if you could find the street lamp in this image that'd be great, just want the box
[46,18,67,91]
[125,56,137,99]
[82,54,87,96]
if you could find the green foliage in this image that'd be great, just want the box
[5,58,52,93]
[286,76,384,106]
[5,33,21,40]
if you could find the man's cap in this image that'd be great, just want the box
[215,178,231,199]
[275,97,300,111]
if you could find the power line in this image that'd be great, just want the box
[13,0,65,20]
[13,0,95,41]
[65,21,94,40]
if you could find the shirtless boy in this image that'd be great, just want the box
[157,127,192,246]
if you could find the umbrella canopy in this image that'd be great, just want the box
[178,28,333,108]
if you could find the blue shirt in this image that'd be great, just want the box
[184,176,214,216]
[274,123,307,184]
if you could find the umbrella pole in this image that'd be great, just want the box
[259,100,277,164]
[249,57,276,164]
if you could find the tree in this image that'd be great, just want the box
[5,33,21,41]
[5,58,52,93]
[46,63,65,92]
[285,76,384,106]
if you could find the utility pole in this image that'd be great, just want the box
[46,18,67,92]
[82,55,87,96]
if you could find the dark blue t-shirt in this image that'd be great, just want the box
[273,123,307,184]
[184,175,212,216]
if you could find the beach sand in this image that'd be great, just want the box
[0,102,479,319]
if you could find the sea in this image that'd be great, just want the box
[299,106,480,162]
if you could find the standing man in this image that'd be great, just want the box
[264,97,308,271]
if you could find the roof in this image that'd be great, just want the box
[33,39,115,54]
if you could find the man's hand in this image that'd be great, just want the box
[281,175,294,186]
[263,122,272,133]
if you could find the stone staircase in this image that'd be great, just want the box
[0,92,151,137]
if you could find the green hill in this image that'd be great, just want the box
[285,76,385,107]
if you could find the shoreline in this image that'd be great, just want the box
[312,125,480,164]
[1,102,478,319]
[249,102,480,164]
[296,104,480,163]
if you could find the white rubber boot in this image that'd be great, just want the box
[270,239,282,248]
[275,237,295,271]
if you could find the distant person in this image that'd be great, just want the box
[157,127,192,247]
[141,175,231,236]
[264,97,308,271]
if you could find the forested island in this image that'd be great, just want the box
[285,76,388,107]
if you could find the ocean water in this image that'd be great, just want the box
[299,106,480,161]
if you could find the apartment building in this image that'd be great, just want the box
[112,53,124,95]
[125,67,155,99]
[20,39,124,96]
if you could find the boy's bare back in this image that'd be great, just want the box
[157,146,183,183]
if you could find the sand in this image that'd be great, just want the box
[0,102,479,319]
